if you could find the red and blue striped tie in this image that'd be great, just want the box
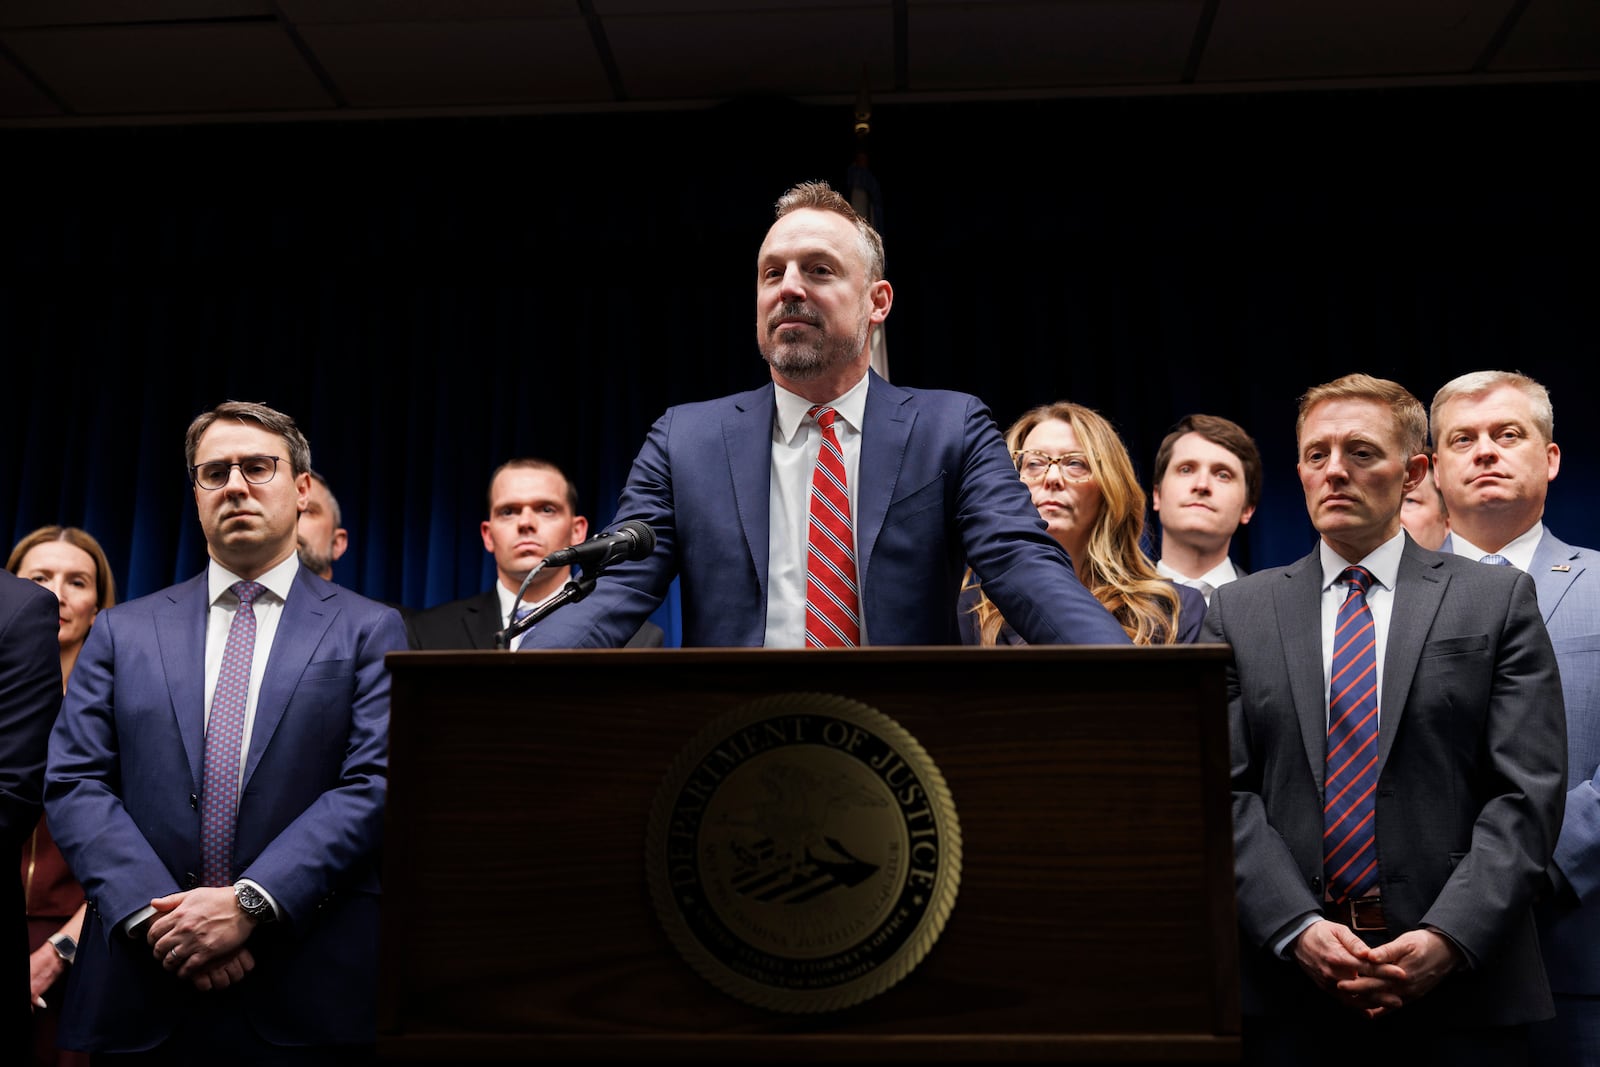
[804,406,861,647]
[1325,565,1381,903]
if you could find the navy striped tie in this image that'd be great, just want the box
[1324,566,1381,903]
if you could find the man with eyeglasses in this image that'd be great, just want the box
[45,400,408,1060]
[523,180,1127,649]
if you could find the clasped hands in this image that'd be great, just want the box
[144,887,257,992]
[1293,920,1462,1018]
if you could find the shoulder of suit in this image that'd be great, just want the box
[412,589,496,620]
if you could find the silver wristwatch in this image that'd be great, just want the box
[234,881,276,924]
[48,931,77,965]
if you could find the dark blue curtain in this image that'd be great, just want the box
[5,84,1596,637]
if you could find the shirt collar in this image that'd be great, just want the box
[772,371,870,445]
[1448,522,1544,572]
[208,552,299,606]
[1318,530,1405,593]
[1156,556,1238,588]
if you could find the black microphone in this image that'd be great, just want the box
[542,520,656,570]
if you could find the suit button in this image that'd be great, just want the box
[184,872,198,889]
[1311,875,1323,894]
[189,794,199,809]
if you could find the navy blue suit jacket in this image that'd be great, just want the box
[45,566,407,1052]
[524,372,1129,648]
[0,573,62,1055]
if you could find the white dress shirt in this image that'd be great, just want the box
[765,372,868,647]
[1156,557,1240,607]
[1445,523,1544,573]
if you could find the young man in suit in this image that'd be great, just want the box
[1430,370,1600,1067]
[406,458,663,650]
[45,401,408,1060]
[523,181,1128,649]
[1151,413,1262,606]
[1204,373,1566,1064]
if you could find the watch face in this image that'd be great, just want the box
[237,885,266,912]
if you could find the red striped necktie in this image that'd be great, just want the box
[1324,565,1381,903]
[803,405,861,647]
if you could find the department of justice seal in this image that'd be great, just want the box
[646,693,961,1013]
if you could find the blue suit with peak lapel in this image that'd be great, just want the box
[1205,536,1566,1037]
[45,565,407,1053]
[523,371,1129,648]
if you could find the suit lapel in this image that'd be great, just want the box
[156,573,212,789]
[244,568,336,788]
[1530,526,1583,623]
[467,589,500,649]
[1377,541,1448,773]
[724,384,776,607]
[1276,550,1332,789]
[854,371,914,596]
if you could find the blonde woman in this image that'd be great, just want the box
[9,526,113,1067]
[961,402,1204,645]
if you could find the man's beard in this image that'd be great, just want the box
[760,303,869,382]
[297,541,333,577]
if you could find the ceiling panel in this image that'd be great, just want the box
[2,24,333,114]
[0,52,62,116]
[1200,0,1512,82]
[277,0,577,23]
[0,1,273,29]
[1491,0,1600,72]
[910,0,1203,90]
[607,8,892,101]
[302,18,609,106]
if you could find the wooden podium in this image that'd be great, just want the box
[377,646,1240,1063]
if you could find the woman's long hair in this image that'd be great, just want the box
[968,401,1183,645]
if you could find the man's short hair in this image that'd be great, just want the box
[1296,373,1428,459]
[485,458,579,516]
[773,180,886,282]
[1153,413,1263,511]
[184,400,312,477]
[307,470,342,527]
[1429,370,1554,445]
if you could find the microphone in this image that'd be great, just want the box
[542,520,656,571]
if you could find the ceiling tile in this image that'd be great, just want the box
[0,52,63,116]
[1490,0,1600,72]
[301,18,610,106]
[1200,0,1514,81]
[910,0,1202,90]
[3,24,334,113]
[606,9,892,100]
[278,1,576,24]
[0,2,272,29]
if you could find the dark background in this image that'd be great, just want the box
[4,80,1596,638]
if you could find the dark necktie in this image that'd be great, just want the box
[201,580,265,887]
[1324,566,1381,904]
[804,406,861,647]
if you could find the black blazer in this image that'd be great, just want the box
[406,588,665,650]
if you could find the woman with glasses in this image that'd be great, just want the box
[961,401,1204,646]
[8,527,112,1067]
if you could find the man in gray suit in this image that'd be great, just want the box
[1431,370,1600,1067]
[1204,373,1566,1064]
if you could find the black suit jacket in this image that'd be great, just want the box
[406,588,665,650]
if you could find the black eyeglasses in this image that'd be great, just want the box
[190,455,282,491]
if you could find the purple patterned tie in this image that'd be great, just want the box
[200,580,265,887]
[1324,566,1381,903]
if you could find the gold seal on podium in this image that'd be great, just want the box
[647,692,961,1013]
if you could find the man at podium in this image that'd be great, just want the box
[522,181,1128,650]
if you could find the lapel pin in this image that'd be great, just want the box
[1552,565,1571,572]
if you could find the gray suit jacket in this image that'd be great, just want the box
[1527,528,1600,995]
[1204,536,1567,1026]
